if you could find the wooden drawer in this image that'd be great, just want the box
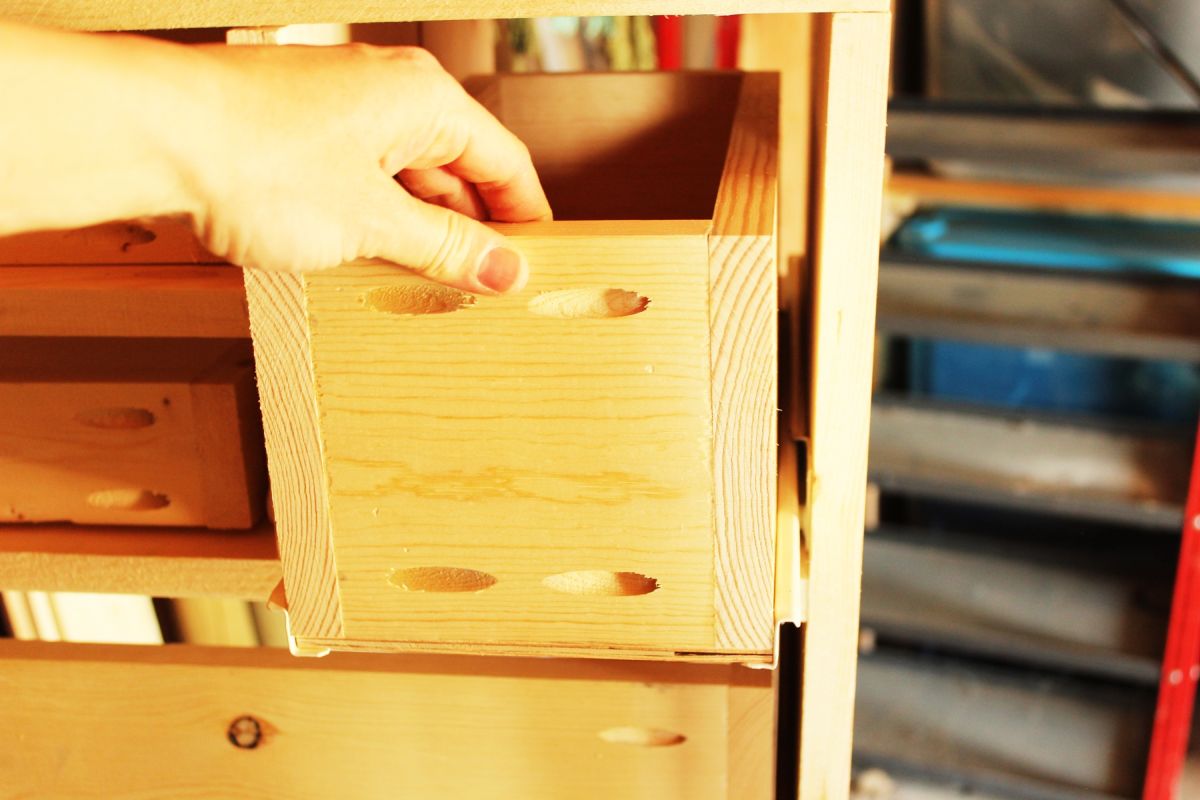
[1,640,773,799]
[254,71,780,660]
[0,337,265,529]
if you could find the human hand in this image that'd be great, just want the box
[186,44,550,293]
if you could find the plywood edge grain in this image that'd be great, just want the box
[709,71,779,652]
[296,636,774,665]
[243,270,343,638]
[11,1,890,32]
[800,11,891,800]
[0,522,280,599]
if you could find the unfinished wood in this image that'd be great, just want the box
[11,1,889,31]
[869,400,1192,528]
[0,218,216,264]
[0,640,774,799]
[877,258,1200,362]
[888,170,1200,222]
[260,72,777,659]
[0,337,264,528]
[470,72,742,221]
[191,343,268,528]
[0,265,248,339]
[801,12,891,800]
[709,72,779,651]
[243,270,342,638]
[172,597,261,646]
[0,522,280,598]
[420,20,496,81]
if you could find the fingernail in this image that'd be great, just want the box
[477,247,527,294]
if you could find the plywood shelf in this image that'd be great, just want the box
[869,399,1192,529]
[3,0,889,32]
[0,522,281,599]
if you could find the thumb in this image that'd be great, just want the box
[363,180,529,295]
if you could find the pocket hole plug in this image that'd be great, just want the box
[528,288,649,319]
[388,566,497,593]
[364,285,475,316]
[86,489,169,511]
[74,407,155,429]
[542,571,658,596]
[598,727,686,747]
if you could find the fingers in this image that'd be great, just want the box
[399,166,487,220]
[397,74,552,223]
[362,176,529,295]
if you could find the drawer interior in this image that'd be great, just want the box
[469,72,743,221]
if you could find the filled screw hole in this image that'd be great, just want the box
[542,571,658,596]
[528,288,649,319]
[598,727,686,747]
[85,489,169,511]
[388,566,497,593]
[364,285,476,316]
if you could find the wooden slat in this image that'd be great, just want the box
[888,171,1200,222]
[869,400,1192,528]
[799,11,891,800]
[0,640,774,800]
[0,265,248,338]
[0,219,217,264]
[877,258,1200,362]
[8,1,889,32]
[709,72,779,651]
[0,522,280,599]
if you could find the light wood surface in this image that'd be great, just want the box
[0,265,248,339]
[0,640,774,799]
[258,72,778,659]
[708,72,779,652]
[0,521,280,598]
[801,11,891,800]
[0,337,263,528]
[9,1,889,31]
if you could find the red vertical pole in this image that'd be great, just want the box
[654,16,683,70]
[1145,420,1200,800]
[714,14,741,69]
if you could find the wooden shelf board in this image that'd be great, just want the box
[0,522,281,599]
[869,400,1191,530]
[877,257,1200,362]
[5,0,889,31]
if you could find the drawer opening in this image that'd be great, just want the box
[466,72,743,221]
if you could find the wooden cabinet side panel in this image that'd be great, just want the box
[800,11,890,800]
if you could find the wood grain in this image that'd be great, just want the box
[0,640,773,800]
[800,12,891,800]
[243,270,343,638]
[0,337,263,528]
[305,231,724,654]
[709,72,779,651]
[0,219,216,264]
[0,522,280,599]
[0,265,248,338]
[9,0,889,31]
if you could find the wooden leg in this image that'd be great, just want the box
[800,11,890,800]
